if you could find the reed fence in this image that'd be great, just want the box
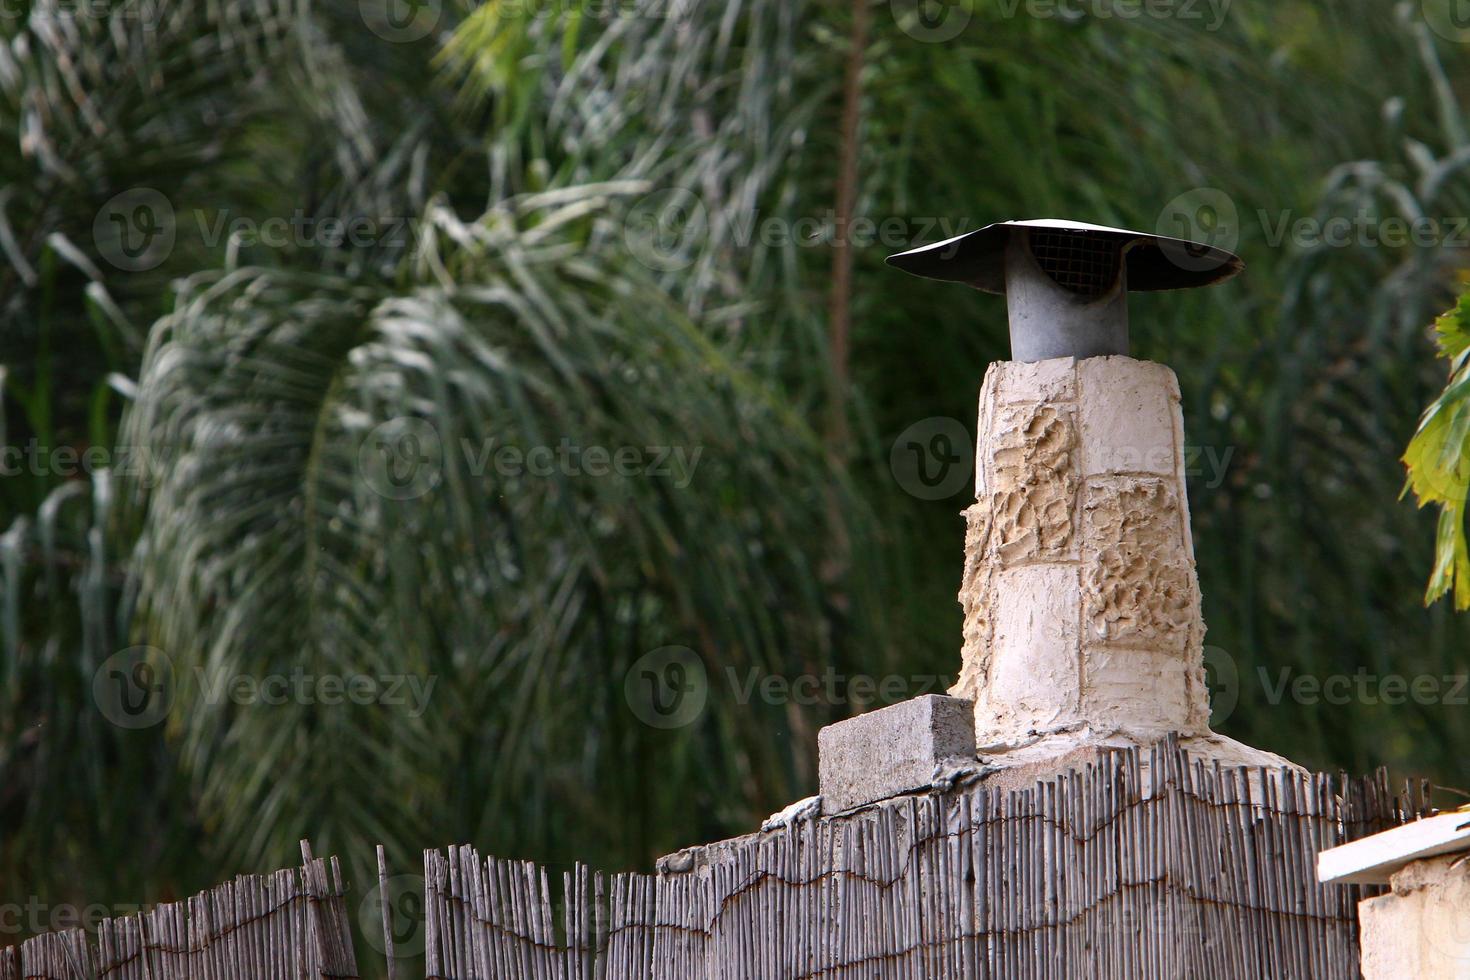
[420,739,1423,979]
[2,740,1428,978]
[0,843,357,980]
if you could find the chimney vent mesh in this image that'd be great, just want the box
[1028,230,1125,297]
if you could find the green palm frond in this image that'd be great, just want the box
[0,0,472,918]
[122,190,882,885]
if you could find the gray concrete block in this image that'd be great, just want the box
[818,695,976,815]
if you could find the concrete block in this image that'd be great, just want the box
[1077,356,1178,477]
[818,695,976,815]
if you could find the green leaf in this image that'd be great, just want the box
[1405,289,1470,609]
[1433,290,1470,362]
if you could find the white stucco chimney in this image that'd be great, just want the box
[888,219,1297,772]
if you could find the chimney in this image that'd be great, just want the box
[886,219,1293,771]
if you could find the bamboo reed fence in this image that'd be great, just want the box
[420,739,1425,979]
[0,843,358,980]
[1,740,1430,978]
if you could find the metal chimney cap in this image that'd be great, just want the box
[884,218,1243,293]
